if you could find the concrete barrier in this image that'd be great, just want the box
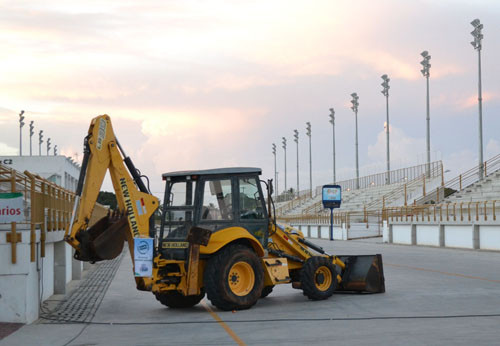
[0,226,82,323]
[386,221,500,251]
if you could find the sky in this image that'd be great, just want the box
[0,0,499,199]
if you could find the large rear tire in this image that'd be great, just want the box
[301,256,336,300]
[154,289,205,308]
[204,244,264,311]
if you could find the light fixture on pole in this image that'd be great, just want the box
[29,121,34,156]
[381,74,391,184]
[282,137,287,196]
[39,130,43,156]
[329,108,336,183]
[19,110,25,156]
[47,138,51,156]
[293,129,299,197]
[350,93,360,189]
[420,50,431,178]
[54,145,58,156]
[272,143,277,197]
[471,18,484,179]
[306,122,312,197]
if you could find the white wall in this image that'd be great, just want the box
[416,225,440,246]
[0,228,78,323]
[445,225,473,249]
[392,224,412,244]
[387,222,500,251]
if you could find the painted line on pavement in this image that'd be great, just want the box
[386,262,500,283]
[201,300,246,346]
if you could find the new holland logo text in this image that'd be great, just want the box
[120,178,140,237]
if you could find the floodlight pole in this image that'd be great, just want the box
[420,51,431,178]
[329,108,336,183]
[282,137,287,196]
[306,122,312,197]
[39,130,43,156]
[19,110,25,156]
[471,19,484,179]
[381,75,391,184]
[351,93,360,189]
[272,143,277,198]
[29,121,34,156]
[293,130,299,197]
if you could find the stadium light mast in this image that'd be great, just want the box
[47,137,51,156]
[39,130,43,156]
[306,122,312,197]
[54,145,58,156]
[29,121,34,156]
[381,74,391,184]
[19,110,25,156]
[293,130,299,197]
[471,19,484,179]
[329,108,336,183]
[282,137,287,196]
[420,50,431,178]
[350,93,360,189]
[272,143,277,197]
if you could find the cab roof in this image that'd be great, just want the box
[162,167,261,179]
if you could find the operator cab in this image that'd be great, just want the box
[159,167,269,259]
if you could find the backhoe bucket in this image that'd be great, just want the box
[337,254,385,293]
[74,212,128,262]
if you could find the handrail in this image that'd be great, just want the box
[444,152,500,194]
[314,160,443,195]
[366,162,442,210]
[385,200,498,223]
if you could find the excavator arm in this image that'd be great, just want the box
[65,115,159,290]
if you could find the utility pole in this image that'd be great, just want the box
[381,74,391,184]
[19,110,25,156]
[306,122,312,197]
[293,129,299,197]
[329,108,336,183]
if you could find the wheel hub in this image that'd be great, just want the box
[228,261,255,296]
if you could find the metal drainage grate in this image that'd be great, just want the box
[41,253,123,324]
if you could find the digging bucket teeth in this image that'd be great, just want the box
[74,211,129,262]
[337,254,385,293]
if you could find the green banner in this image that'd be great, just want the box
[0,192,23,199]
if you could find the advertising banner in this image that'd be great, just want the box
[0,192,24,223]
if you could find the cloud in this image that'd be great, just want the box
[367,126,426,169]
[0,142,18,155]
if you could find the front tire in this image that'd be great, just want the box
[301,256,336,300]
[154,289,205,308]
[204,244,264,311]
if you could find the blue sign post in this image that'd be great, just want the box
[322,185,342,241]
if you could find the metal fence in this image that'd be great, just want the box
[386,200,498,223]
[0,164,107,264]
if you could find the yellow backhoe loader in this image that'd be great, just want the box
[65,115,385,310]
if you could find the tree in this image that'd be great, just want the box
[97,191,117,210]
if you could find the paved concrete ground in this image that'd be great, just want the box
[3,239,500,346]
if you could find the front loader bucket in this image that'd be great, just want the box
[337,254,385,293]
[74,212,128,262]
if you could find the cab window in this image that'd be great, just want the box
[239,177,264,220]
[201,179,233,221]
